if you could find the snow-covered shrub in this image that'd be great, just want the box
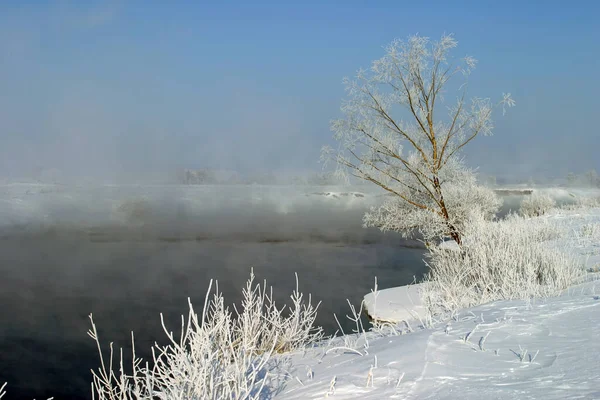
[574,222,600,250]
[89,271,323,400]
[519,192,556,217]
[421,212,586,319]
[580,222,600,238]
[561,195,600,211]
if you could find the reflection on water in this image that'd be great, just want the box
[0,185,427,399]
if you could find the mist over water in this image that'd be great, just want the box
[0,2,598,399]
[0,184,427,399]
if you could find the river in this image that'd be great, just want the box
[0,184,427,399]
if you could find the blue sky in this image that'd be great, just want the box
[0,0,598,181]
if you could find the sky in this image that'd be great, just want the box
[0,0,598,182]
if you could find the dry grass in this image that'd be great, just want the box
[89,271,323,400]
[422,211,586,320]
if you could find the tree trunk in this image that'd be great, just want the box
[433,176,462,246]
[449,228,462,246]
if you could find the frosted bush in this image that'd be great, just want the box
[89,271,323,400]
[580,222,600,238]
[562,195,600,210]
[520,192,556,217]
[573,222,600,250]
[422,212,586,319]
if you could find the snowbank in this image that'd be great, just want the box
[280,208,600,399]
[364,207,600,327]
[282,279,600,399]
[363,284,427,325]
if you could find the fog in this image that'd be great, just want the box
[1,1,599,399]
[0,185,427,399]
[1,3,599,184]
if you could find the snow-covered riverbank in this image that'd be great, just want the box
[2,187,599,399]
[282,279,600,399]
[279,207,600,399]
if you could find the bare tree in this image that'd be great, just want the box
[586,169,598,187]
[323,34,514,245]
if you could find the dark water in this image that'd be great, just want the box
[0,186,427,399]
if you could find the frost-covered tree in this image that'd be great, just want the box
[183,168,217,185]
[586,169,598,187]
[323,34,514,245]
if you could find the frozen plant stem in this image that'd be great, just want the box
[479,331,491,351]
[366,366,374,388]
[396,372,405,388]
[326,376,337,397]
[530,350,540,363]
[88,271,323,400]
[464,324,479,343]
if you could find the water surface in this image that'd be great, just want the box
[0,185,427,399]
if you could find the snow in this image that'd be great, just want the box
[282,281,600,399]
[544,208,600,272]
[363,283,427,326]
[2,183,599,398]
[437,239,461,251]
[278,207,600,399]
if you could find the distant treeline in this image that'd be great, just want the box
[177,168,347,186]
[178,168,600,187]
[480,169,600,189]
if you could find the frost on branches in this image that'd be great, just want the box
[323,34,514,245]
[363,159,501,245]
